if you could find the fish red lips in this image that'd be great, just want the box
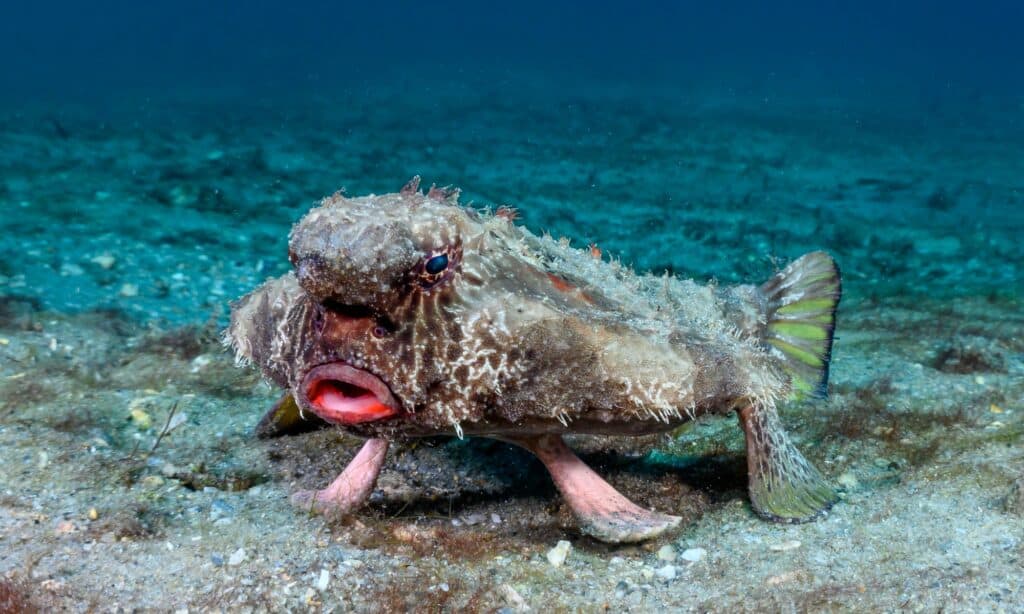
[300,362,401,425]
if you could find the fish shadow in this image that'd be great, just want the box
[372,437,748,523]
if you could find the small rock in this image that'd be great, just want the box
[769,540,802,552]
[87,508,99,521]
[655,565,677,582]
[160,463,179,478]
[680,547,706,563]
[55,521,76,535]
[228,548,247,566]
[546,540,572,567]
[1004,478,1024,516]
[837,472,859,489]
[315,568,330,591]
[211,554,224,567]
[91,254,117,269]
[119,283,139,298]
[130,408,152,429]
[500,584,527,610]
[640,566,655,580]
[141,475,164,489]
[190,355,212,373]
[60,263,85,276]
[656,544,676,562]
[490,513,502,524]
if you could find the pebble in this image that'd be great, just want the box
[119,283,139,297]
[91,254,117,269]
[656,544,676,562]
[211,554,224,567]
[130,408,152,429]
[141,475,164,489]
[228,548,247,566]
[88,508,99,521]
[614,580,637,597]
[680,547,706,563]
[500,584,527,610]
[655,564,677,582]
[769,540,802,552]
[837,472,859,489]
[1004,478,1024,515]
[546,540,572,567]
[61,263,85,276]
[315,568,330,591]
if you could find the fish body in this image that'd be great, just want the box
[228,179,842,542]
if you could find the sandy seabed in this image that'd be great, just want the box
[1,87,1021,611]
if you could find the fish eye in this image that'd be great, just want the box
[424,254,449,274]
[416,246,461,290]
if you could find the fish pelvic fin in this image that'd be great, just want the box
[759,251,841,399]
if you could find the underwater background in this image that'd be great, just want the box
[1,1,1021,611]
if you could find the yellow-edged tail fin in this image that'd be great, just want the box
[759,251,841,398]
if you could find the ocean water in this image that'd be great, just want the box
[1,2,1022,611]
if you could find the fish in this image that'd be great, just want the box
[226,176,842,543]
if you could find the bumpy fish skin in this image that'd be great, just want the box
[227,180,842,542]
[231,187,786,439]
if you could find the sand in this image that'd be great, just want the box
[0,87,1021,611]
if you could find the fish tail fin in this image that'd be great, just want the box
[759,251,841,399]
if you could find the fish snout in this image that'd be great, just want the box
[289,252,345,303]
[313,301,381,345]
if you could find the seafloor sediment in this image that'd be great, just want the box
[0,88,1021,611]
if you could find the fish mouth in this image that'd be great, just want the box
[299,362,401,425]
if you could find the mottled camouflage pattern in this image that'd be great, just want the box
[228,183,792,441]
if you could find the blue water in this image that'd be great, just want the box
[4,1,1023,101]
[3,1,1021,325]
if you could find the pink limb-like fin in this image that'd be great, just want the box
[291,438,389,518]
[505,434,681,543]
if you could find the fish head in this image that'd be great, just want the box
[288,179,467,315]
[274,179,496,435]
[232,178,605,438]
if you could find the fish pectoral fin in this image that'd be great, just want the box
[254,392,327,438]
[503,434,681,543]
[737,402,838,522]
